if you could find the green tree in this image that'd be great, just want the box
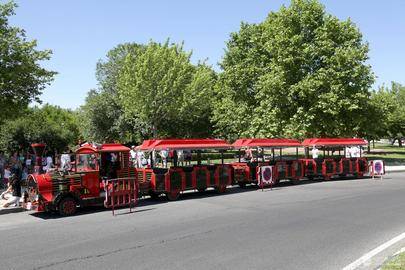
[79,43,144,143]
[370,82,405,146]
[0,2,56,123]
[213,0,374,140]
[0,105,80,154]
[117,40,216,138]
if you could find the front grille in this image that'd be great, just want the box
[51,174,81,195]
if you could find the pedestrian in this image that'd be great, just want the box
[10,152,22,180]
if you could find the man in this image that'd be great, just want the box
[1,174,21,208]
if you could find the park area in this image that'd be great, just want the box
[1,0,405,270]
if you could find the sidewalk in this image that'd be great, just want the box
[385,166,405,172]
[0,206,26,215]
[0,188,27,216]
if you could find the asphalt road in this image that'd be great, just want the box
[1,173,405,270]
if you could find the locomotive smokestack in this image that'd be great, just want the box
[31,143,46,173]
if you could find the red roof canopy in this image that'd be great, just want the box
[139,140,158,150]
[232,138,301,148]
[302,138,367,147]
[76,143,130,154]
[139,139,231,151]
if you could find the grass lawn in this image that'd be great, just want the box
[381,251,405,270]
[365,143,405,166]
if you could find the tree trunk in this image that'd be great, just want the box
[152,124,157,138]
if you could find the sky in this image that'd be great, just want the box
[4,0,405,109]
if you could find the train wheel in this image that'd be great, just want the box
[58,197,77,216]
[149,191,160,200]
[291,178,300,185]
[238,182,246,188]
[166,191,180,201]
[215,185,227,194]
[197,188,206,193]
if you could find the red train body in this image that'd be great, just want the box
[27,138,375,216]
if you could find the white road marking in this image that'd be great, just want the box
[342,231,405,270]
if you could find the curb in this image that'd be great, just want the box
[0,207,26,215]
[386,169,405,173]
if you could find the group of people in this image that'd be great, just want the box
[0,149,55,209]
[0,151,26,208]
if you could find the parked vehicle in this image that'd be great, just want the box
[26,137,374,216]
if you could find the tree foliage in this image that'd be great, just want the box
[213,0,374,140]
[369,82,405,145]
[79,43,143,143]
[0,105,80,154]
[117,40,216,139]
[0,1,56,123]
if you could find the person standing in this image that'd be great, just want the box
[10,152,22,180]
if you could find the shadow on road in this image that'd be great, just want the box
[29,175,384,219]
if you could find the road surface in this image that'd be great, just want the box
[1,173,405,270]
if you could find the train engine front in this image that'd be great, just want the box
[27,171,84,216]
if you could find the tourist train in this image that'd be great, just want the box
[26,137,373,216]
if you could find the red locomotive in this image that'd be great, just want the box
[27,143,133,216]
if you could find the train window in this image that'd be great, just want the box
[76,154,99,172]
